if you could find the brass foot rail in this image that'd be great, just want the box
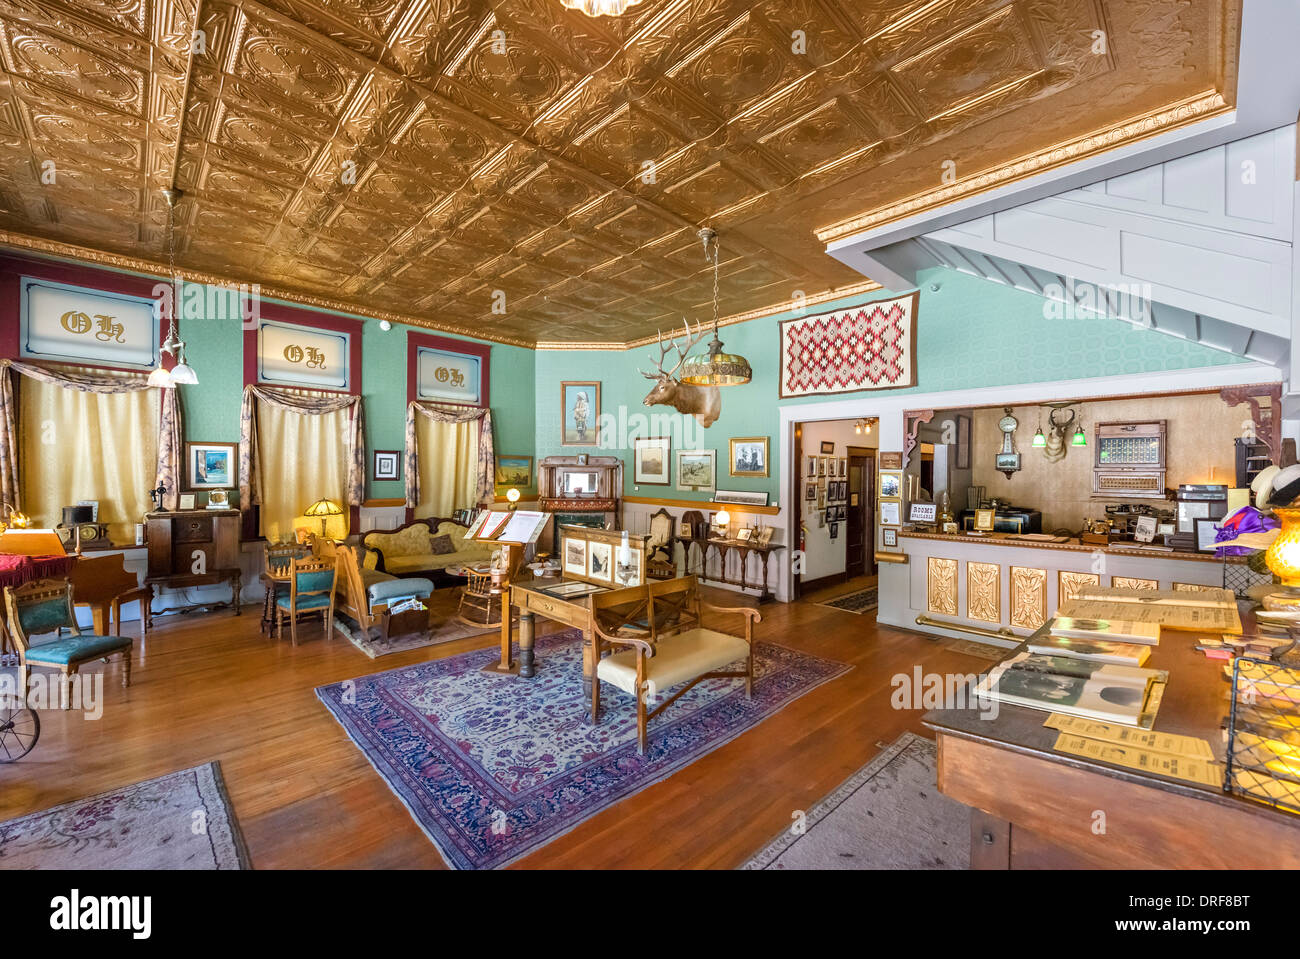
[915,615,1017,641]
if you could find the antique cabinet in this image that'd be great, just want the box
[145,509,243,616]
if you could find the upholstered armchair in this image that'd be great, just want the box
[3,579,132,709]
[589,575,760,754]
[334,546,434,646]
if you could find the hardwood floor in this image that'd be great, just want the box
[0,586,995,869]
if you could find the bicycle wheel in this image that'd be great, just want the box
[0,699,39,762]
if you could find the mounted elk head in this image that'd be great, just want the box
[639,320,721,428]
[1043,407,1076,463]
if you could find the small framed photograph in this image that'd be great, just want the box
[563,536,587,576]
[879,471,902,499]
[587,541,613,583]
[837,458,847,478]
[736,527,754,542]
[207,489,229,510]
[817,488,826,509]
[805,455,818,476]
[820,441,834,454]
[728,436,768,477]
[879,451,903,470]
[374,449,402,482]
[880,501,901,526]
[1134,515,1158,543]
[179,493,197,510]
[1194,517,1222,552]
[679,520,694,540]
[817,457,827,477]
[756,527,774,547]
[882,528,899,548]
[805,481,817,501]
[828,522,839,539]
[185,441,237,490]
[975,508,996,532]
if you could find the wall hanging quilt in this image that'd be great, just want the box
[778,291,919,398]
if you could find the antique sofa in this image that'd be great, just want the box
[362,516,493,581]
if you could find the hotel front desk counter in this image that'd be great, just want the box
[923,620,1300,868]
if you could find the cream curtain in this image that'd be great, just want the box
[254,400,349,542]
[404,402,494,512]
[18,377,159,542]
[0,360,182,540]
[415,417,480,517]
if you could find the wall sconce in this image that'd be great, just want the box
[853,418,875,435]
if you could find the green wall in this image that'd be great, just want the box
[533,266,1245,503]
[173,283,536,503]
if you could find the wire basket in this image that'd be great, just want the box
[1225,656,1300,815]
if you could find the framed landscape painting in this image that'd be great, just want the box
[634,436,670,485]
[676,449,716,492]
[561,381,600,446]
[185,442,237,490]
[495,455,533,493]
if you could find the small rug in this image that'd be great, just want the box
[944,638,1011,661]
[0,762,250,869]
[742,732,970,869]
[817,587,878,614]
[332,610,495,658]
[317,628,850,869]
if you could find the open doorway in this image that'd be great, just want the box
[793,417,878,597]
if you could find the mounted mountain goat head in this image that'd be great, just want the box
[639,320,721,428]
[1043,407,1076,463]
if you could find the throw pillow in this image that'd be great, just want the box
[429,534,456,555]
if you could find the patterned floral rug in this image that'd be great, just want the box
[0,762,250,869]
[317,628,850,869]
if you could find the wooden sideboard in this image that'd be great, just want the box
[145,509,243,617]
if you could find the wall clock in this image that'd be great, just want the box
[996,408,1021,479]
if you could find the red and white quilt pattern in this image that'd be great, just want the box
[779,292,917,397]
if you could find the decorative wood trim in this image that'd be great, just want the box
[623,495,780,516]
[1111,576,1158,590]
[1173,581,1220,592]
[966,561,1001,624]
[1059,570,1101,604]
[903,409,935,469]
[361,498,406,508]
[927,557,958,616]
[1010,566,1048,631]
[1220,383,1283,463]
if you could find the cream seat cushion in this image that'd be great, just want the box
[597,628,750,698]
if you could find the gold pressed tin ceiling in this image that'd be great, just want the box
[0,0,1240,347]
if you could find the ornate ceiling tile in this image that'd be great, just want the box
[0,0,1240,345]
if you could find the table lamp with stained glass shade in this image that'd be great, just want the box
[303,498,344,540]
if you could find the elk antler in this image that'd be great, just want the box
[1048,408,1077,431]
[638,319,708,380]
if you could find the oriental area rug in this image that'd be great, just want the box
[316,628,850,869]
[817,587,879,614]
[0,762,250,869]
[742,732,969,869]
[332,610,495,658]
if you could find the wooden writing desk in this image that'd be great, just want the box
[484,576,602,695]
[924,622,1300,868]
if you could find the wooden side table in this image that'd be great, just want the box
[701,539,785,602]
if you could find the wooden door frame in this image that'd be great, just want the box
[847,445,876,579]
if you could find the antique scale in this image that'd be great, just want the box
[996,408,1022,479]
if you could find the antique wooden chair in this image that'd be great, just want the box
[645,508,678,580]
[590,575,760,754]
[3,578,132,709]
[275,556,337,647]
[334,546,433,646]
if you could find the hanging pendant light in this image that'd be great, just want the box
[1032,427,1047,448]
[152,187,197,388]
[1072,425,1088,447]
[679,228,752,387]
[560,0,644,16]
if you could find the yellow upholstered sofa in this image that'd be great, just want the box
[362,517,493,578]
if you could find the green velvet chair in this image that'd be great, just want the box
[3,578,133,709]
[275,556,337,647]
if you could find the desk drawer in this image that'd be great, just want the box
[174,516,213,543]
[520,592,580,623]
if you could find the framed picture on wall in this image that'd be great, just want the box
[374,450,401,482]
[805,481,817,501]
[879,501,901,527]
[882,528,898,548]
[805,455,817,476]
[820,441,834,454]
[185,441,237,490]
[494,454,532,493]
[728,437,768,477]
[561,381,600,446]
[633,436,670,485]
[878,470,902,499]
[676,449,716,492]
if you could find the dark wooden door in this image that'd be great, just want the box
[847,449,875,578]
